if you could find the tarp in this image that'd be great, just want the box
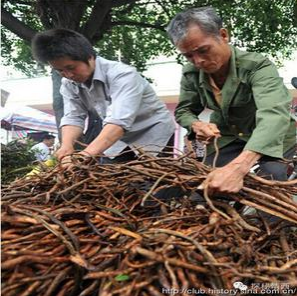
[0,106,58,133]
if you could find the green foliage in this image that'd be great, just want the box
[1,140,36,184]
[227,0,297,64]
[1,0,297,75]
[2,28,38,77]
[114,274,130,281]
[96,26,173,72]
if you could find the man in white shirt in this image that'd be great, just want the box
[31,134,55,161]
[31,29,175,164]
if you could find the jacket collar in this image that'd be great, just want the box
[220,46,242,117]
[183,45,243,121]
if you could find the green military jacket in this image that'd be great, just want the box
[175,45,296,158]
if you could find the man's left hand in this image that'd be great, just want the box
[199,150,262,195]
[200,163,246,195]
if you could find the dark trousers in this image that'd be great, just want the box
[205,140,295,181]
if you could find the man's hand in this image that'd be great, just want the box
[201,163,246,194]
[191,121,221,144]
[55,144,76,170]
[58,150,92,170]
[55,125,84,163]
[199,150,262,195]
[55,144,74,161]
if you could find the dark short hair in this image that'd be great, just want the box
[32,28,96,64]
[43,134,55,141]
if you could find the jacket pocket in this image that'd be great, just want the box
[230,82,253,107]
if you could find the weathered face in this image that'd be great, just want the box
[49,56,96,83]
[176,24,231,74]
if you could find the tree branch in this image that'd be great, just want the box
[80,0,113,41]
[80,0,141,41]
[36,0,88,30]
[35,0,53,29]
[112,0,138,7]
[1,7,37,42]
[111,20,165,30]
[72,1,88,31]
[3,0,35,5]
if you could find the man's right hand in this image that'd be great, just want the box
[191,121,221,144]
[55,145,74,161]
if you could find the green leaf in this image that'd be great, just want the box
[114,274,130,282]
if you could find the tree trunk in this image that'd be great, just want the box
[51,70,63,140]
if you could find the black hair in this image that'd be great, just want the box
[43,134,55,141]
[32,28,96,64]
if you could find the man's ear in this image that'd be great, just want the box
[87,56,95,65]
[219,28,230,43]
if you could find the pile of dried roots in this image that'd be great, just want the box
[2,153,297,296]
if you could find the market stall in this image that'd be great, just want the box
[0,105,57,143]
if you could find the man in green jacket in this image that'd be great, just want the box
[167,7,296,194]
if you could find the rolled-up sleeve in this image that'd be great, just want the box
[60,79,88,129]
[103,65,144,131]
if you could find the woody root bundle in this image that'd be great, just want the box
[2,153,297,296]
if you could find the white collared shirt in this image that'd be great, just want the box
[31,142,50,161]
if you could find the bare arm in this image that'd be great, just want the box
[83,124,124,156]
[192,121,261,193]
